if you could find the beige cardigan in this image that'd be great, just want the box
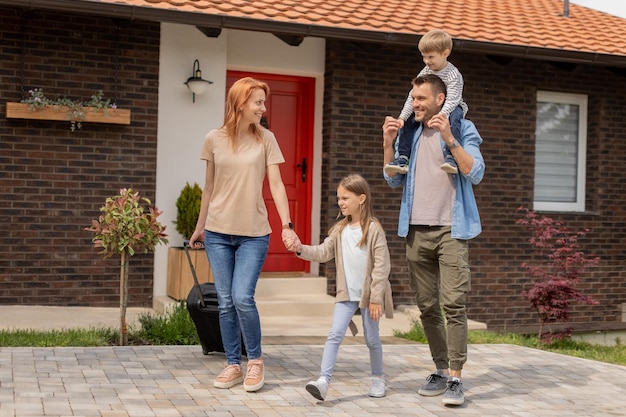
[297,220,394,318]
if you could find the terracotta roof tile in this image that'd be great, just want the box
[101,0,626,57]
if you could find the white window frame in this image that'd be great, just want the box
[534,91,588,212]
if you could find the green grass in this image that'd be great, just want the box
[0,327,117,347]
[0,301,199,348]
[1,305,624,367]
[394,321,626,366]
[541,338,626,365]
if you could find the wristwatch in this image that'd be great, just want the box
[282,222,294,230]
[449,139,461,149]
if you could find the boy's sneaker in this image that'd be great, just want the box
[305,377,329,401]
[214,364,243,389]
[368,376,386,398]
[243,358,264,392]
[384,156,409,175]
[440,162,458,174]
[417,373,448,396]
[442,379,465,405]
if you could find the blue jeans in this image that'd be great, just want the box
[204,231,270,364]
[319,301,383,382]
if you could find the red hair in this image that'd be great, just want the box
[222,77,269,151]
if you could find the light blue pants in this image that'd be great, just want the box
[319,301,383,382]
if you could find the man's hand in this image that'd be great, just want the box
[382,116,401,149]
[382,116,401,176]
[427,112,454,146]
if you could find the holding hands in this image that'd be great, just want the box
[282,228,302,253]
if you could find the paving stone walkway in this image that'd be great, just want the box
[1,342,625,416]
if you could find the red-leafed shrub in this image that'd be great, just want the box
[517,207,599,346]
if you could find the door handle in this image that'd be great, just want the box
[296,158,307,183]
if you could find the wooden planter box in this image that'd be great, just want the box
[5,102,131,125]
[166,247,214,300]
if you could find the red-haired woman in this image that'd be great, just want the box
[190,77,298,392]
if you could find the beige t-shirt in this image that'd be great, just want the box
[200,128,285,236]
[410,127,454,226]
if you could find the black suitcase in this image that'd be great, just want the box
[184,243,246,356]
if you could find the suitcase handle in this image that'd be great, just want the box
[184,240,206,309]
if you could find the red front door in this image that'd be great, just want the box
[227,71,314,272]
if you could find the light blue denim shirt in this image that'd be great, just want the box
[383,119,485,239]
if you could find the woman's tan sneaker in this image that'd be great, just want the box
[213,364,243,389]
[243,359,265,392]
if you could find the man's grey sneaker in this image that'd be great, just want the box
[417,373,448,396]
[442,379,465,405]
[384,156,409,175]
[305,378,329,401]
[368,376,386,398]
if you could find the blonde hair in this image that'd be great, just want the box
[418,29,453,54]
[222,77,269,151]
[329,174,376,247]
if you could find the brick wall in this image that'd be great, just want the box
[323,40,626,331]
[0,8,160,307]
[1,5,624,331]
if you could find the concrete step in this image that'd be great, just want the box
[155,276,336,317]
[256,276,335,317]
[257,293,336,317]
[152,277,488,338]
[255,276,327,297]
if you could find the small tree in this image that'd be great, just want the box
[516,206,599,346]
[85,188,168,345]
[174,182,202,241]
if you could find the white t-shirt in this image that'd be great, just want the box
[341,224,367,301]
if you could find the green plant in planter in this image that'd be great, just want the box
[21,88,116,131]
[174,182,202,241]
[85,188,168,346]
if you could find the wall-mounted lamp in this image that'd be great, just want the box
[184,59,213,103]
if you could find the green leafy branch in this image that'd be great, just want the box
[85,188,168,346]
[86,188,168,257]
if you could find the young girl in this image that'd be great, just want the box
[287,173,393,401]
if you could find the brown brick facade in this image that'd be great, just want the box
[0,8,160,307]
[322,40,626,332]
[1,6,624,331]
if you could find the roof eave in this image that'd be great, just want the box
[2,0,626,68]
[454,39,626,67]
